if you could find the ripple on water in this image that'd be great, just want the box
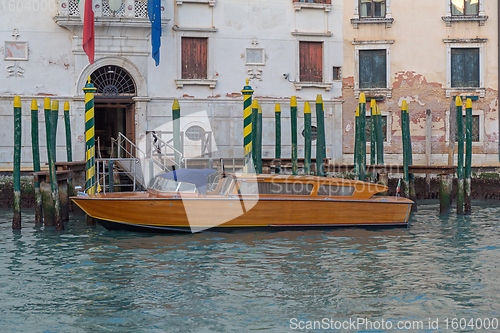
[0,201,499,332]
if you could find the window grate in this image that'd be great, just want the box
[365,115,387,142]
[134,0,148,18]
[456,115,480,142]
[90,65,136,97]
[68,0,79,15]
[102,0,126,17]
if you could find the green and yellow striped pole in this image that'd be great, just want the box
[370,99,376,166]
[51,100,59,163]
[13,96,22,229]
[173,100,181,168]
[304,101,312,175]
[316,95,326,177]
[291,96,298,175]
[456,96,464,214]
[256,104,263,174]
[241,79,254,171]
[44,97,63,230]
[464,98,472,213]
[275,103,281,174]
[83,77,96,194]
[31,99,43,225]
[252,99,259,170]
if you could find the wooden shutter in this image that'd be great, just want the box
[299,41,323,82]
[451,48,479,88]
[359,49,387,89]
[181,37,208,80]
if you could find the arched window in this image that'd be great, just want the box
[90,65,136,98]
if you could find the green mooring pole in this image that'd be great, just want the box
[465,98,472,213]
[256,104,263,174]
[355,93,366,181]
[51,100,59,163]
[252,100,259,169]
[370,99,376,166]
[354,104,359,171]
[275,103,281,174]
[404,101,417,209]
[31,99,43,225]
[316,95,326,177]
[376,105,384,165]
[401,100,410,199]
[173,100,181,168]
[304,101,312,175]
[44,97,63,230]
[13,96,22,229]
[242,79,254,172]
[456,96,464,215]
[291,96,298,175]
[64,101,72,162]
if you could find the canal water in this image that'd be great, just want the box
[0,200,499,333]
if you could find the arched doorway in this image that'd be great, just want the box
[90,65,136,157]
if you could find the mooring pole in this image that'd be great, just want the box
[51,100,59,163]
[64,101,72,162]
[304,101,312,175]
[355,93,366,181]
[31,99,43,225]
[44,98,63,230]
[275,103,281,174]
[370,99,376,166]
[401,100,410,199]
[464,98,472,213]
[405,101,417,209]
[252,100,258,169]
[354,104,359,173]
[83,77,96,194]
[291,96,298,175]
[456,96,464,215]
[256,104,263,174]
[376,105,384,165]
[173,100,181,168]
[316,95,326,177]
[241,79,254,172]
[13,96,22,230]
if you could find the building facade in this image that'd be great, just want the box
[343,0,499,166]
[0,0,344,171]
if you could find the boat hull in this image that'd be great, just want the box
[72,194,413,233]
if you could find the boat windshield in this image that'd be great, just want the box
[149,177,197,193]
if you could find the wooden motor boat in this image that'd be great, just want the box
[71,169,413,233]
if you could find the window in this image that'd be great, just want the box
[451,48,479,88]
[299,41,323,82]
[301,126,317,141]
[359,50,387,89]
[451,0,478,16]
[332,67,342,81]
[239,182,313,196]
[185,125,205,141]
[360,0,386,18]
[317,185,355,197]
[365,115,388,142]
[181,37,208,80]
[455,115,480,142]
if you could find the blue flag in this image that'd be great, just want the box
[148,0,161,66]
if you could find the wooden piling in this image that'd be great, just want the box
[315,95,326,177]
[83,77,96,194]
[173,100,181,168]
[241,79,254,171]
[256,104,263,174]
[375,105,384,165]
[291,96,298,175]
[31,99,43,225]
[425,109,432,199]
[401,100,410,199]
[439,174,451,214]
[464,98,472,213]
[275,103,281,174]
[13,96,22,230]
[456,96,464,214]
[252,99,259,171]
[44,98,63,230]
[370,99,376,166]
[355,94,366,181]
[304,102,312,175]
[51,100,59,163]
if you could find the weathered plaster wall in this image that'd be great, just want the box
[343,0,499,166]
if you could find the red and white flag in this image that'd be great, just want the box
[396,179,401,195]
